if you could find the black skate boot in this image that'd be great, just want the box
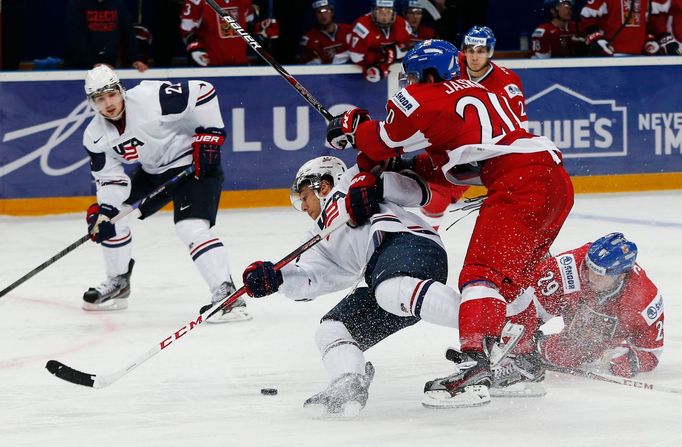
[303,362,375,418]
[82,259,134,311]
[200,279,251,323]
[490,351,546,398]
[422,348,492,409]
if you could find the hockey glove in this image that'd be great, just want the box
[643,34,660,55]
[363,65,387,83]
[345,172,383,226]
[192,127,225,181]
[243,261,283,298]
[254,19,280,40]
[585,31,614,56]
[326,108,371,150]
[86,203,119,243]
[186,39,210,66]
[658,33,681,55]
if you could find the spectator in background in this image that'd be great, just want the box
[531,1,582,58]
[179,0,279,67]
[649,0,682,54]
[348,0,413,83]
[65,0,148,72]
[579,0,669,56]
[298,0,352,64]
[401,0,436,45]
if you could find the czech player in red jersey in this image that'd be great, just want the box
[326,39,574,408]
[299,0,352,64]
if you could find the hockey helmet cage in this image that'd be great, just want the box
[372,0,397,29]
[400,39,460,87]
[290,156,347,210]
[462,26,497,57]
[585,232,638,276]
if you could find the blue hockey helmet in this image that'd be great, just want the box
[399,39,460,87]
[311,0,334,11]
[372,0,397,29]
[585,233,638,276]
[461,26,497,57]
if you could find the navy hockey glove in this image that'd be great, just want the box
[326,108,371,150]
[658,33,681,55]
[345,172,383,226]
[242,261,283,298]
[86,203,119,243]
[192,127,225,181]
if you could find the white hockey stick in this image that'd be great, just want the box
[548,366,682,396]
[45,216,349,388]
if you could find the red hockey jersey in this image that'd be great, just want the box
[649,0,682,41]
[531,20,582,58]
[579,0,652,54]
[299,23,353,64]
[180,0,255,66]
[348,13,413,67]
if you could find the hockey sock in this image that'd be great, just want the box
[175,218,231,293]
[374,276,460,328]
[459,283,507,352]
[315,320,366,380]
[101,225,132,277]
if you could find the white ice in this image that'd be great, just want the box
[1,191,681,446]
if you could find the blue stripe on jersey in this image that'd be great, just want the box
[159,149,193,168]
[196,91,216,107]
[102,236,132,249]
[191,241,224,261]
[159,81,190,116]
[413,279,435,318]
[86,148,106,172]
[401,171,431,206]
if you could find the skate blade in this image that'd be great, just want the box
[422,385,491,409]
[490,381,547,398]
[206,307,252,324]
[81,298,128,311]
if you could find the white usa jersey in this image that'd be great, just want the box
[279,165,443,301]
[83,80,224,206]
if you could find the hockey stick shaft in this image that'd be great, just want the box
[204,0,333,121]
[548,366,682,396]
[0,166,194,299]
[46,215,349,388]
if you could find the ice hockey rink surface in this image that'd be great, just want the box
[1,191,681,446]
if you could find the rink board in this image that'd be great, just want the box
[1,59,681,215]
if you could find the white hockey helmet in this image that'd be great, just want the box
[290,156,347,210]
[84,65,126,113]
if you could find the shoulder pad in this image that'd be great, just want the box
[390,88,420,117]
[158,81,190,116]
[353,22,370,39]
[532,28,546,38]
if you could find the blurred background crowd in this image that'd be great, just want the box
[1,0,680,73]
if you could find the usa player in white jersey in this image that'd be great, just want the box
[239,156,468,416]
[81,65,248,323]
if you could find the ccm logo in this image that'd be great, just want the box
[159,315,203,349]
[193,135,222,143]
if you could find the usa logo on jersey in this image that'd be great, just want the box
[113,137,144,161]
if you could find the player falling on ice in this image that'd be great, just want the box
[239,156,477,416]
[80,65,249,322]
[326,39,574,408]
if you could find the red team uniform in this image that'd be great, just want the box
[408,24,436,45]
[352,76,574,353]
[299,24,353,64]
[180,0,255,66]
[532,243,663,377]
[348,13,413,78]
[531,20,581,58]
[649,0,682,53]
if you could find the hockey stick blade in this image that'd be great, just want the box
[46,360,96,388]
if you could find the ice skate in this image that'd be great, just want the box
[201,280,252,323]
[304,362,375,418]
[82,259,134,311]
[422,350,492,409]
[490,352,546,398]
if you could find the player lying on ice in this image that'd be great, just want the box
[325,39,574,408]
[239,155,525,416]
[496,232,665,395]
[80,65,248,322]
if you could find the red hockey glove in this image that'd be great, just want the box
[643,34,660,55]
[585,31,614,56]
[363,65,388,83]
[86,203,119,243]
[192,127,225,181]
[186,40,210,66]
[326,108,371,150]
[658,33,681,55]
[255,19,280,39]
[380,45,397,65]
[243,261,283,298]
[345,172,383,227]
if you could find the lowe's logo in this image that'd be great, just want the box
[526,84,627,158]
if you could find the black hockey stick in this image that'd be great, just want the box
[45,215,349,388]
[547,365,682,396]
[204,0,333,121]
[0,165,194,299]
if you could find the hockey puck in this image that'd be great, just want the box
[260,388,278,396]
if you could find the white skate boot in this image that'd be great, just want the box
[82,259,134,311]
[303,362,375,418]
[201,280,252,323]
[490,352,547,398]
